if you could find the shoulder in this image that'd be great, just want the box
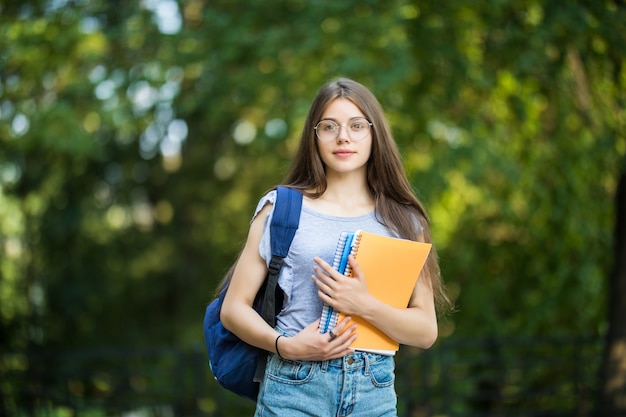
[253,190,277,218]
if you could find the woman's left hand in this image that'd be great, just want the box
[312,255,372,317]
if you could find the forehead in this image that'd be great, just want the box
[321,98,365,119]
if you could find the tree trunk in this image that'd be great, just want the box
[598,165,626,416]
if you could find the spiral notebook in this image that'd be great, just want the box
[319,230,432,354]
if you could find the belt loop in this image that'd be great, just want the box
[321,359,329,373]
[363,352,371,376]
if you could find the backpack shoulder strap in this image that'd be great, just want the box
[254,186,302,383]
[269,186,303,259]
[261,186,302,325]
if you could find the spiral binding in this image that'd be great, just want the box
[319,231,361,333]
[343,231,362,278]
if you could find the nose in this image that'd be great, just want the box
[336,124,350,142]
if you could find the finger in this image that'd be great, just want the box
[329,321,357,343]
[314,257,338,276]
[312,266,332,284]
[313,270,338,298]
[312,274,333,298]
[347,255,364,280]
[328,330,338,342]
[312,267,333,289]
[332,334,358,357]
[345,332,358,346]
[313,256,331,269]
[325,330,358,359]
[335,316,353,330]
[317,288,332,304]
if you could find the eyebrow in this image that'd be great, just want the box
[319,116,366,122]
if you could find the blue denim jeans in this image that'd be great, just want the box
[254,351,398,417]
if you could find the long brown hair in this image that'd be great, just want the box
[282,78,451,315]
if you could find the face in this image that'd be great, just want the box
[316,98,372,178]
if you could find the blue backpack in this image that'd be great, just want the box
[203,186,302,401]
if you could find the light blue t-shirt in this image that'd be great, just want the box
[253,190,419,337]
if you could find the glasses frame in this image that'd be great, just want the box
[314,117,373,142]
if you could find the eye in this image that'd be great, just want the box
[319,121,338,131]
[350,119,368,130]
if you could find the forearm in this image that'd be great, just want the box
[219,202,281,354]
[221,299,279,353]
[359,298,438,349]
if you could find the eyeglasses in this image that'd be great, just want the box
[314,117,372,142]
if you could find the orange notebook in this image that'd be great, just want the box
[333,230,432,354]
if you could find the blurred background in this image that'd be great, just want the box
[0,0,624,416]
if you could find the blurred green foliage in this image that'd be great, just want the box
[0,0,623,366]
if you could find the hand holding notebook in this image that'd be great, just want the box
[318,230,432,354]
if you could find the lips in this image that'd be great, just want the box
[334,149,355,157]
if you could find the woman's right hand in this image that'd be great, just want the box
[278,317,358,361]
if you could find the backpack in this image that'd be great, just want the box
[203,186,302,401]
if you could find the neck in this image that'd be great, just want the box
[312,174,375,216]
[324,181,371,203]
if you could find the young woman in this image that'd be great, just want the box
[221,78,450,416]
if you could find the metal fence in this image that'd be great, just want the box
[395,335,602,416]
[0,335,603,417]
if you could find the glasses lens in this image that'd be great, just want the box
[349,118,370,140]
[315,120,339,141]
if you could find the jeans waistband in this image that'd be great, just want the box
[322,351,389,371]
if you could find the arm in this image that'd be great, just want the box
[221,202,358,359]
[220,203,278,352]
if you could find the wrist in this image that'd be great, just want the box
[275,334,285,359]
[358,295,382,321]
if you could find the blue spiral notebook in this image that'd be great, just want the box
[319,231,355,334]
